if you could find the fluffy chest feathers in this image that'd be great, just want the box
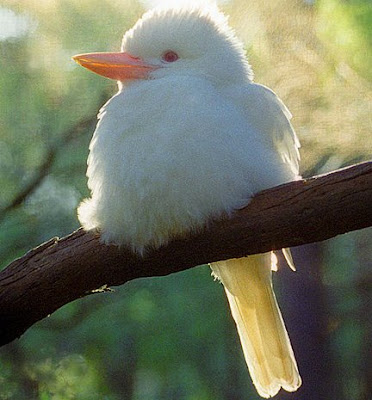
[78,76,295,252]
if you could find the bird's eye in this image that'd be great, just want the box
[162,50,179,63]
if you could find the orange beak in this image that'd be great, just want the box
[72,52,159,81]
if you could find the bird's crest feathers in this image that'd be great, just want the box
[121,3,253,83]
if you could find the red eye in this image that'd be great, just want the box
[162,50,179,63]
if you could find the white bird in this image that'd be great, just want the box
[73,4,302,398]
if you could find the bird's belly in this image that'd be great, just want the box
[79,81,292,252]
[93,130,255,251]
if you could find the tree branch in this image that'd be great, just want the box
[0,116,96,224]
[0,161,371,346]
[0,91,110,223]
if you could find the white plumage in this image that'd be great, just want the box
[74,4,302,398]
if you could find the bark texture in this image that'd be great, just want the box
[0,161,371,346]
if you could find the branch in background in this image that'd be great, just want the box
[0,161,371,347]
[0,92,110,223]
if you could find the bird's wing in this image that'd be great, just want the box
[226,83,301,177]
[224,83,301,271]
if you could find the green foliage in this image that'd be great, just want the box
[317,0,372,80]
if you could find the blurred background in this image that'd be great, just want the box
[0,0,371,399]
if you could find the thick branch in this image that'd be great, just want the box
[0,161,371,346]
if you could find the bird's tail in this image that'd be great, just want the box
[210,254,301,398]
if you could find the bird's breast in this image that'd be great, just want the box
[81,77,283,251]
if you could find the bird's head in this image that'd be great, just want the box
[73,5,252,86]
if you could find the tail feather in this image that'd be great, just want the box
[210,254,301,398]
